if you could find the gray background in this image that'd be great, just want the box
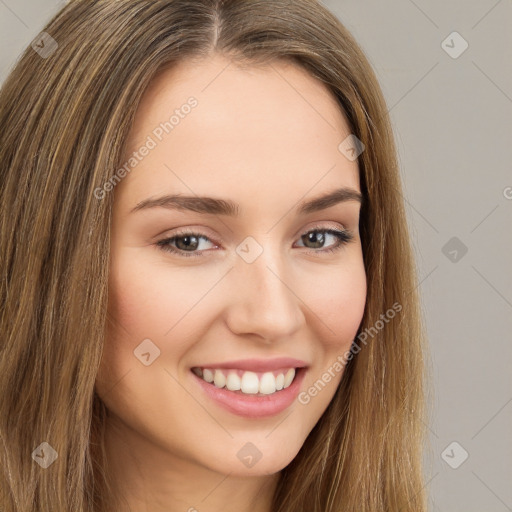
[1,0,511,510]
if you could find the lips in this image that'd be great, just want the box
[191,357,308,373]
[190,365,308,417]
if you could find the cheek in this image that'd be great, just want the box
[303,259,367,350]
[100,248,226,390]
[294,260,366,414]
[106,249,209,345]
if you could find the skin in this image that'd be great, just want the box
[95,53,367,512]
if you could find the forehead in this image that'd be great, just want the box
[116,54,360,213]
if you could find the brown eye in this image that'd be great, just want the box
[295,228,354,253]
[156,232,217,258]
[174,234,200,251]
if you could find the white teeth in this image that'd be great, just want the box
[226,372,241,391]
[241,371,260,394]
[259,372,276,394]
[202,368,214,383]
[194,367,298,395]
[213,369,226,388]
[284,368,295,388]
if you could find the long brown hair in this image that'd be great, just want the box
[0,1,432,510]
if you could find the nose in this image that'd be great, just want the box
[223,247,305,342]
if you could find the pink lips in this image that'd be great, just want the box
[191,366,307,418]
[192,357,308,373]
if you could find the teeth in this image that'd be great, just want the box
[284,368,295,388]
[226,372,241,391]
[259,372,276,394]
[275,373,284,390]
[213,370,226,388]
[193,367,297,395]
[241,371,260,394]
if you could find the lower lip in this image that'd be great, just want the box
[191,367,307,418]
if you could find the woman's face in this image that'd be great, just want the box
[96,53,367,478]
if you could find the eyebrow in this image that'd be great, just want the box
[130,186,363,216]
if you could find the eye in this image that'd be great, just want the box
[294,227,354,254]
[156,230,217,258]
[156,225,355,258]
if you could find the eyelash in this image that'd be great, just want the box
[155,225,355,258]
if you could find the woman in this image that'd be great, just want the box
[0,1,432,511]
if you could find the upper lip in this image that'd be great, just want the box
[192,357,309,372]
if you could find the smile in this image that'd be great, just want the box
[191,367,297,396]
[190,366,308,418]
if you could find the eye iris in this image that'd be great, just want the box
[175,235,199,251]
[303,231,325,249]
